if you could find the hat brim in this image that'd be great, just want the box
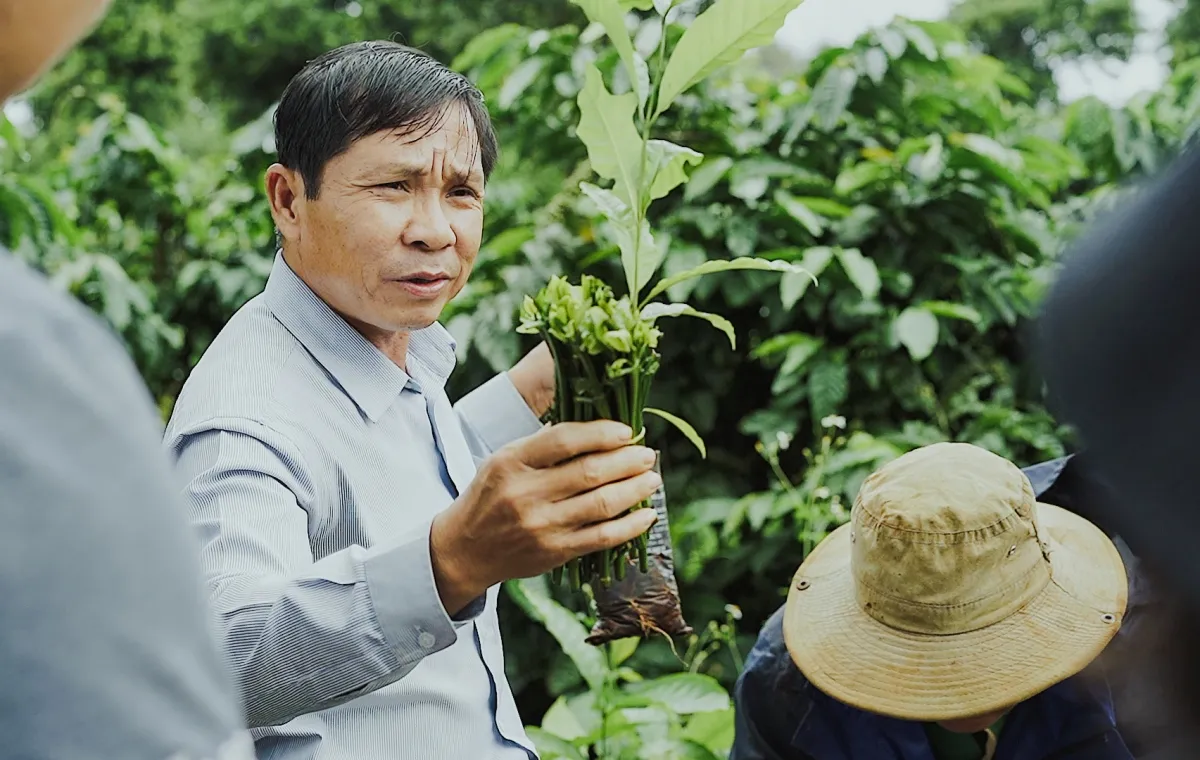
[782,501,1129,722]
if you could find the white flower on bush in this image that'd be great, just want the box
[813,486,832,500]
[820,414,846,430]
[831,497,849,521]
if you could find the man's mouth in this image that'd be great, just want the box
[396,273,452,297]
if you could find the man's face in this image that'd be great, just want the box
[270,101,485,340]
[0,0,113,101]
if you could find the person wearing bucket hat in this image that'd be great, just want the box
[730,442,1139,760]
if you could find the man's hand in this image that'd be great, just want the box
[507,341,556,419]
[430,420,660,615]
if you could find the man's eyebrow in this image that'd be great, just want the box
[361,162,483,185]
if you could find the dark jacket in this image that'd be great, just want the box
[729,455,1146,760]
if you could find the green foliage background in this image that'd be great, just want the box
[4,0,1198,756]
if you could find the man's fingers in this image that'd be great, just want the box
[566,506,658,558]
[559,469,662,527]
[516,420,635,469]
[538,445,657,502]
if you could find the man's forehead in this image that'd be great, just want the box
[351,116,481,170]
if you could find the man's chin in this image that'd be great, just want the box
[380,305,446,333]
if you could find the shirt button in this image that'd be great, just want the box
[418,631,437,649]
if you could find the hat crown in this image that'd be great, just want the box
[851,442,1051,635]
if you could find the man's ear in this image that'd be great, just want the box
[265,164,306,246]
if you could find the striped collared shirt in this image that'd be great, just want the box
[164,252,541,759]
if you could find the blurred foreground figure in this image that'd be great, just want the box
[1038,144,1200,757]
[731,443,1135,760]
[0,1,253,757]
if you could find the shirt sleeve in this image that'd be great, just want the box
[170,420,474,729]
[730,611,815,760]
[453,370,544,455]
[0,255,254,760]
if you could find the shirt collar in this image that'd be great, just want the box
[263,251,458,421]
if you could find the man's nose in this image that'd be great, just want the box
[402,192,456,251]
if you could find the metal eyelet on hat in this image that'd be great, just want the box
[1101,613,1116,624]
[796,579,811,591]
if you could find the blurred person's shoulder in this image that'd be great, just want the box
[0,250,254,759]
[0,252,163,425]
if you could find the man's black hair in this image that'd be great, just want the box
[273,40,498,200]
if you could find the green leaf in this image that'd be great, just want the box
[539,697,590,742]
[809,64,858,130]
[644,406,707,458]
[862,47,888,84]
[618,0,655,7]
[654,0,806,117]
[642,258,809,304]
[451,23,527,71]
[900,20,939,60]
[641,301,737,349]
[577,64,644,208]
[907,134,945,183]
[949,133,1041,205]
[832,204,881,244]
[0,114,20,151]
[580,182,663,298]
[525,727,585,759]
[751,331,821,360]
[624,673,730,714]
[684,156,734,201]
[876,27,907,58]
[775,190,825,236]
[499,57,547,109]
[641,739,723,760]
[922,300,982,324]
[647,140,704,200]
[682,709,736,754]
[892,306,939,360]
[609,637,640,666]
[834,248,880,300]
[773,336,824,394]
[789,196,852,218]
[480,226,535,262]
[506,577,608,691]
[956,133,1021,171]
[809,354,849,421]
[572,0,651,107]
[780,247,834,308]
[834,161,891,197]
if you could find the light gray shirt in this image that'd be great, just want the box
[0,251,255,759]
[163,252,542,759]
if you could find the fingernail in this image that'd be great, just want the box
[614,422,634,438]
[638,447,657,465]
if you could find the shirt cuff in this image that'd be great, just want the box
[363,521,485,666]
[454,371,544,453]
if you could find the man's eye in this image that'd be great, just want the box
[377,181,408,191]
[452,187,481,199]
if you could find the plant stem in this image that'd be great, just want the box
[545,336,570,424]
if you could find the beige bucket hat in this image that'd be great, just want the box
[783,441,1129,722]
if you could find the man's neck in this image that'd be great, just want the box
[349,317,410,371]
